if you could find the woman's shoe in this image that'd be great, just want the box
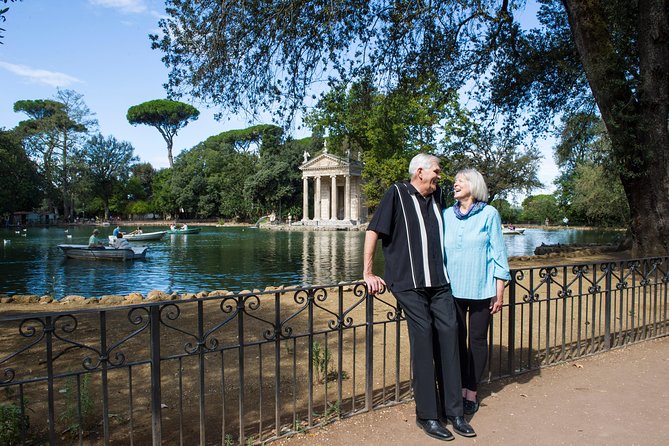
[463,398,479,415]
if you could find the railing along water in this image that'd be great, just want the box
[0,257,667,445]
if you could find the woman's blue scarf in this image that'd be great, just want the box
[453,200,486,220]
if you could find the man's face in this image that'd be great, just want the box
[417,161,442,196]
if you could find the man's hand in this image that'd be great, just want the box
[364,272,386,295]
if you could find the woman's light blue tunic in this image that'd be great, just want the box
[443,204,511,299]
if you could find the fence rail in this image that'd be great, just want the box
[1,257,668,445]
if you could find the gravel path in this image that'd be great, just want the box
[273,336,669,446]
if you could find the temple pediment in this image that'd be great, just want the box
[300,153,362,177]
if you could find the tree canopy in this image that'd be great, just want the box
[153,0,669,255]
[0,129,41,214]
[127,99,200,168]
[13,92,92,220]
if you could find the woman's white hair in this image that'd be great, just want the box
[409,153,440,177]
[456,168,489,203]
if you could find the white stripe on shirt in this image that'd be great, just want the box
[409,193,431,287]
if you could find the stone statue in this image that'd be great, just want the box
[323,138,328,154]
[303,151,310,163]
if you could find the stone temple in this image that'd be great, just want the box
[297,151,367,228]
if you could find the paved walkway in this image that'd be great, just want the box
[274,336,669,446]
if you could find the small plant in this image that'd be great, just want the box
[59,374,97,437]
[312,341,332,383]
[245,435,255,446]
[224,433,234,446]
[323,401,342,418]
[0,402,29,446]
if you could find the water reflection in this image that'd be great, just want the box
[0,226,622,299]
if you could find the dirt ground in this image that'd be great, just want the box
[273,335,669,446]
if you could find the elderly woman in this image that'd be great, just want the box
[443,168,511,414]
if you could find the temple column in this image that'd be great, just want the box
[344,174,351,220]
[330,175,338,220]
[302,177,309,221]
[314,176,321,221]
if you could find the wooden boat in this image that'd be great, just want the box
[58,244,148,261]
[167,227,201,234]
[108,231,167,242]
[503,227,526,235]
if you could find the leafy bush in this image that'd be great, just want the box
[0,403,29,446]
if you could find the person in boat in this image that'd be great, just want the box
[170,224,176,231]
[88,229,106,248]
[442,168,511,416]
[181,224,188,230]
[129,226,143,235]
[112,232,131,249]
[112,225,122,237]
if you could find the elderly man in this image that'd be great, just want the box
[88,229,105,248]
[363,153,475,441]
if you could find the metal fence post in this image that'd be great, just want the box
[149,305,162,445]
[45,316,57,445]
[507,272,516,376]
[604,263,612,349]
[365,289,374,411]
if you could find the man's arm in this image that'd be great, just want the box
[363,230,386,295]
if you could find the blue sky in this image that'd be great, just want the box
[0,0,558,196]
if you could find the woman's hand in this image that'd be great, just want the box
[490,295,503,314]
[490,278,505,314]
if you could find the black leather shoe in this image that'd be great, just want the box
[463,398,479,415]
[416,418,454,441]
[446,415,476,437]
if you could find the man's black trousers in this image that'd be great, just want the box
[393,285,463,419]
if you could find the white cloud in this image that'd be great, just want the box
[0,61,82,88]
[88,0,147,14]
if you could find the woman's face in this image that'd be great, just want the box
[453,174,472,201]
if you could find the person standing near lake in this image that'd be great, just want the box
[443,168,510,415]
[364,153,475,441]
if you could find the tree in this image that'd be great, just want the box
[306,76,457,208]
[127,99,199,168]
[153,1,669,255]
[244,126,305,217]
[14,94,91,220]
[0,129,41,214]
[170,130,257,220]
[490,198,521,225]
[442,107,543,202]
[552,111,628,226]
[82,134,137,220]
[520,194,561,225]
[570,163,629,227]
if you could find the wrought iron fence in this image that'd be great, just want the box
[0,257,667,445]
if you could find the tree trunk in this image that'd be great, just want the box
[562,0,669,255]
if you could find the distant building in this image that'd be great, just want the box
[11,211,57,226]
[298,152,367,227]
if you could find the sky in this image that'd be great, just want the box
[0,0,558,197]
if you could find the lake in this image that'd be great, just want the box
[0,226,623,299]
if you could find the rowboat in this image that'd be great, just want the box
[503,227,526,235]
[58,244,148,261]
[108,230,167,242]
[167,227,201,234]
